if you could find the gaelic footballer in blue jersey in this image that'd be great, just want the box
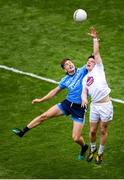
[12,58,88,159]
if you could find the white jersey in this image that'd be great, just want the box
[83,63,111,103]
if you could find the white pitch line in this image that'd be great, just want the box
[0,65,59,85]
[111,98,124,104]
[0,65,124,104]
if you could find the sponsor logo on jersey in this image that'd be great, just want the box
[86,76,94,86]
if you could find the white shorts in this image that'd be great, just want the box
[90,101,113,122]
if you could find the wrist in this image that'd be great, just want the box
[39,98,42,102]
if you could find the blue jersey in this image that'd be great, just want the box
[59,65,88,104]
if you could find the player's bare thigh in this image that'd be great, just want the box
[41,104,64,119]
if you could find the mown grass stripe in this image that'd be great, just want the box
[0,65,124,104]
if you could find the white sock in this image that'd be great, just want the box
[98,144,104,155]
[90,142,96,152]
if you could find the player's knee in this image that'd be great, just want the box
[101,129,107,136]
[90,129,97,137]
[72,134,80,143]
[39,113,49,122]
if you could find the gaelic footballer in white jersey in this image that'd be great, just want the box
[83,59,113,122]
[81,27,113,165]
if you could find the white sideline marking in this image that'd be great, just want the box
[111,98,124,104]
[0,65,124,104]
[0,65,59,85]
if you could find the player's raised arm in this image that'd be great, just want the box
[32,86,62,104]
[88,27,102,64]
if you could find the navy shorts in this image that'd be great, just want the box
[57,99,85,124]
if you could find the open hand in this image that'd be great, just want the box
[32,98,41,104]
[88,27,97,38]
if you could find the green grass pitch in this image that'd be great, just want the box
[0,0,124,178]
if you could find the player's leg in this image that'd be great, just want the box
[90,121,99,150]
[87,102,100,161]
[95,101,113,164]
[72,121,84,146]
[87,121,99,161]
[27,105,63,129]
[99,121,108,149]
[95,121,108,164]
[72,121,88,159]
[12,105,64,137]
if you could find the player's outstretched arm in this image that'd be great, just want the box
[32,86,62,104]
[88,27,102,64]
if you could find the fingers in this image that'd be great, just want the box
[90,26,96,31]
[87,32,91,36]
[84,104,88,111]
[32,99,39,104]
[84,103,87,109]
[32,100,36,104]
[88,26,97,38]
[81,102,87,108]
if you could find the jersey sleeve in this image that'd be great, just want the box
[59,76,67,89]
[95,62,104,69]
[94,63,104,73]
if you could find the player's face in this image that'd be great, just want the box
[86,58,96,71]
[64,60,75,74]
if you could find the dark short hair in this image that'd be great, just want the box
[87,55,95,60]
[60,58,71,69]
